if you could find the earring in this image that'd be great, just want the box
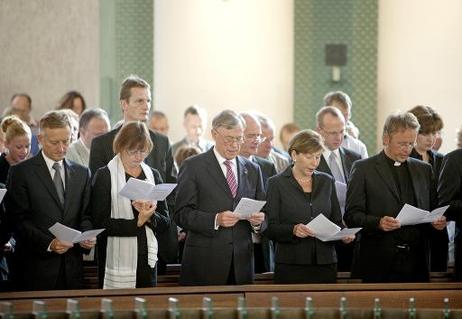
[292,159,296,163]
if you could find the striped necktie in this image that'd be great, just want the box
[224,160,237,198]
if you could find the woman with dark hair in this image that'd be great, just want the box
[264,129,354,284]
[91,121,170,288]
[57,91,87,116]
[408,105,448,272]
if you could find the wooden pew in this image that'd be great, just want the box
[1,283,461,313]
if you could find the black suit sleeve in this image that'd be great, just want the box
[173,160,219,237]
[264,177,298,243]
[89,135,108,176]
[438,154,462,223]
[344,161,381,232]
[79,167,93,232]
[5,166,53,253]
[147,169,170,234]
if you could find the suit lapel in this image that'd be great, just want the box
[236,156,248,199]
[375,153,400,202]
[339,148,351,181]
[63,159,74,214]
[33,153,64,209]
[407,159,426,208]
[318,155,332,176]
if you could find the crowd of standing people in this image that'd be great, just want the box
[0,75,461,291]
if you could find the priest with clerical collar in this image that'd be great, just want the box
[344,112,447,283]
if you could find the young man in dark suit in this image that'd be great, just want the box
[174,110,265,285]
[88,75,178,272]
[344,112,447,283]
[438,149,462,281]
[315,106,361,272]
[5,111,95,290]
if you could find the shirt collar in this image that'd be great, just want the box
[323,148,340,160]
[41,151,64,171]
[213,147,237,166]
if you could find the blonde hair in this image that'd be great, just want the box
[1,115,31,143]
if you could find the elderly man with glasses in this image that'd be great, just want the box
[174,110,265,286]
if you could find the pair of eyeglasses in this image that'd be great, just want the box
[245,134,262,142]
[214,129,244,144]
[126,149,149,156]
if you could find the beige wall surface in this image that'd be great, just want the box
[378,0,462,154]
[153,0,294,145]
[0,0,99,120]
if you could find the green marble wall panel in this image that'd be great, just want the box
[100,0,154,123]
[294,0,378,153]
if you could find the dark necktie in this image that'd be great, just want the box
[224,160,237,198]
[52,162,65,205]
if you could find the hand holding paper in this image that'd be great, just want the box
[306,214,361,242]
[233,197,266,220]
[396,204,449,226]
[49,222,104,244]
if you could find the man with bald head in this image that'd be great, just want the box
[315,106,361,272]
[239,112,276,273]
[174,110,265,285]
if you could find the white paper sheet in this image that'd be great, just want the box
[318,227,362,242]
[119,178,177,201]
[306,214,341,239]
[396,204,449,226]
[49,222,104,243]
[0,189,6,203]
[233,197,266,219]
[306,214,361,242]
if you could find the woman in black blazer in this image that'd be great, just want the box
[264,129,354,284]
[408,105,448,271]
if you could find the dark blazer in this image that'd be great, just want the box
[344,151,436,282]
[174,148,265,285]
[317,147,361,182]
[5,152,92,290]
[251,156,277,272]
[410,148,448,271]
[438,149,462,280]
[316,147,361,272]
[91,166,170,288]
[409,149,444,179]
[252,156,277,188]
[89,127,178,263]
[264,167,342,268]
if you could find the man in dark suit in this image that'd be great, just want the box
[174,110,265,285]
[89,75,178,272]
[438,149,462,281]
[315,106,361,272]
[344,112,446,283]
[5,111,95,290]
[239,112,276,273]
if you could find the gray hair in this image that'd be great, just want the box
[253,112,275,131]
[212,110,245,130]
[316,106,345,128]
[79,108,110,131]
[382,112,420,137]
